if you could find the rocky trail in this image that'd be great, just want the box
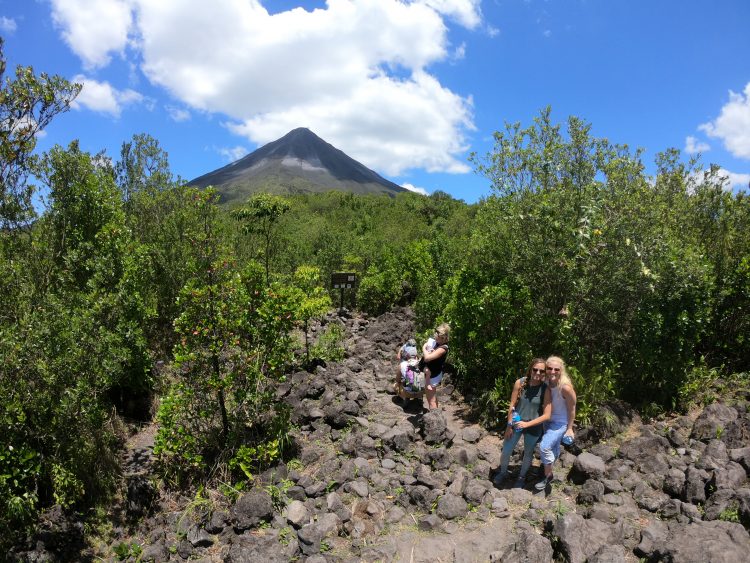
[16,308,750,562]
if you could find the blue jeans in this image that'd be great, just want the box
[498,428,541,479]
[540,421,567,466]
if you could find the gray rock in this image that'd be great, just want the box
[381,458,396,470]
[346,480,369,498]
[663,467,686,498]
[186,525,213,548]
[577,480,605,505]
[456,446,478,466]
[491,497,510,516]
[464,480,491,506]
[684,466,710,505]
[691,403,739,441]
[141,541,169,563]
[297,522,323,555]
[385,505,406,523]
[205,509,228,533]
[437,494,468,519]
[662,520,750,562]
[421,410,454,444]
[491,524,553,562]
[712,461,747,490]
[462,426,483,443]
[635,520,668,559]
[588,544,627,563]
[730,446,750,471]
[285,500,309,528]
[552,512,613,563]
[696,439,730,470]
[418,513,443,531]
[570,452,606,484]
[232,489,273,530]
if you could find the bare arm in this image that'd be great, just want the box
[562,384,577,436]
[503,379,522,439]
[422,345,446,363]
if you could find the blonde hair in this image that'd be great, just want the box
[546,355,573,388]
[435,323,451,342]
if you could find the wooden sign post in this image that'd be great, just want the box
[331,272,357,310]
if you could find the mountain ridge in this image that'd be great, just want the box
[188,128,407,204]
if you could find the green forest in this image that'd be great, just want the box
[2,41,749,549]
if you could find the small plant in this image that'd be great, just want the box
[286,458,303,472]
[310,322,345,363]
[552,500,569,518]
[719,503,740,523]
[219,480,246,502]
[113,541,142,561]
[279,526,293,546]
[320,539,332,553]
[716,425,724,440]
[266,483,287,511]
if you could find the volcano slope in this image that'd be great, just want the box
[17,308,750,562]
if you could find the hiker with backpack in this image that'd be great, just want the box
[395,339,425,397]
[493,357,552,488]
[421,323,450,411]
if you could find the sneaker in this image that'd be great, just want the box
[492,472,507,486]
[534,474,553,491]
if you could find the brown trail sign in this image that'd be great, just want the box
[331,272,357,310]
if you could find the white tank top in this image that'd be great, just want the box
[550,385,568,425]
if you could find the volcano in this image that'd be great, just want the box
[187,128,406,205]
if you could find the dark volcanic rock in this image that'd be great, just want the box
[232,489,273,530]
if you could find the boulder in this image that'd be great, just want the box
[552,512,613,563]
[232,489,273,531]
[437,494,468,520]
[569,452,606,484]
[691,403,739,442]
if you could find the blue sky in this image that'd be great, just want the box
[2,0,749,203]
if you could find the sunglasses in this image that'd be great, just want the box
[546,367,561,373]
[531,368,545,374]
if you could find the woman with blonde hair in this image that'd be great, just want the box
[421,323,450,411]
[535,355,576,491]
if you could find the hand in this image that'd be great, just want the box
[513,420,529,430]
[564,429,574,439]
[503,427,513,440]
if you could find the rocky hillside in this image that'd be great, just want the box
[14,309,750,562]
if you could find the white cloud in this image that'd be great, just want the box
[418,0,482,28]
[165,105,191,122]
[685,135,710,155]
[70,75,143,117]
[49,0,479,176]
[451,42,467,62]
[699,82,750,160]
[218,145,248,162]
[0,16,17,34]
[50,0,133,69]
[718,168,750,191]
[402,182,429,195]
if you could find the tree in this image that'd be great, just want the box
[290,265,332,364]
[232,193,291,284]
[115,133,173,204]
[0,38,81,229]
